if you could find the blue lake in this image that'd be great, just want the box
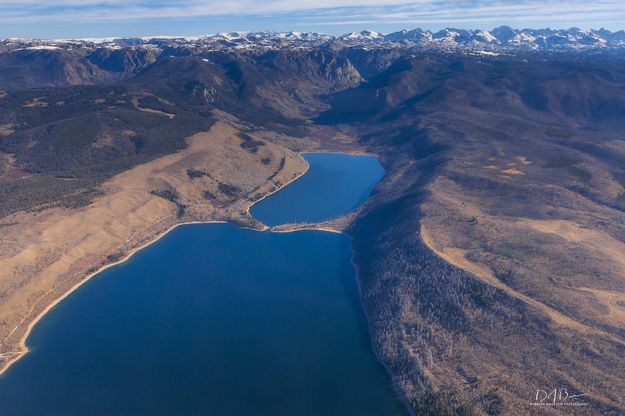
[250,152,385,226]
[0,153,410,415]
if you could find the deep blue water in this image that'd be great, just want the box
[0,153,409,416]
[250,152,385,226]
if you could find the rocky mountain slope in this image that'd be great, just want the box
[324,52,625,415]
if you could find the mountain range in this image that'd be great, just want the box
[3,27,625,53]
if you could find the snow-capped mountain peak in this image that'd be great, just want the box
[3,27,625,54]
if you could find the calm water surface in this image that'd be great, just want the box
[250,152,385,226]
[0,153,409,416]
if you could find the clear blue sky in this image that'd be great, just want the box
[1,1,624,39]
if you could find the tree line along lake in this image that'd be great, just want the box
[0,152,411,415]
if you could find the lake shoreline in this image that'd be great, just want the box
[245,152,310,224]
[0,150,415,416]
[0,149,313,377]
[0,150,415,415]
[0,219,228,377]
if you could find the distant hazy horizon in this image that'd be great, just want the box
[1,0,624,39]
